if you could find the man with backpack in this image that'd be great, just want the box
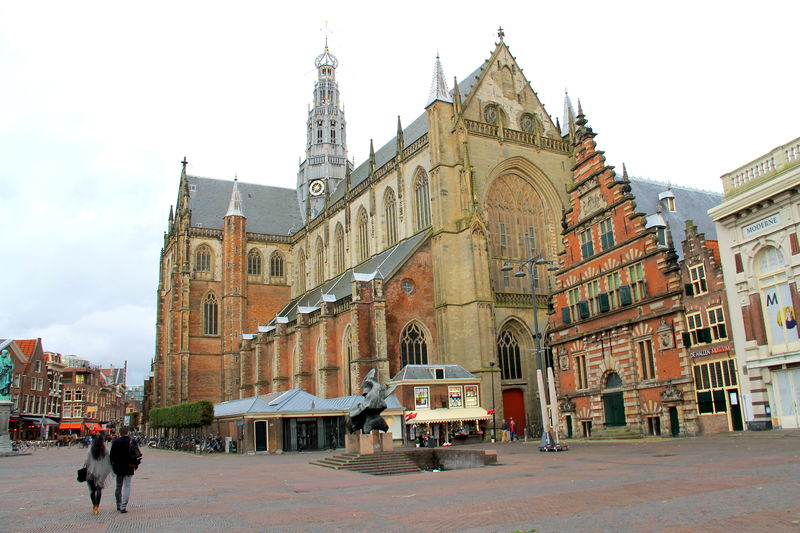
[110,426,142,513]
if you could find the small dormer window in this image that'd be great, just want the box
[657,227,667,247]
[434,368,445,380]
[666,197,676,212]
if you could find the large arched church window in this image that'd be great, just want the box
[497,328,522,380]
[195,245,212,273]
[270,251,284,278]
[384,187,398,247]
[343,324,356,395]
[357,207,369,262]
[400,322,428,367]
[334,224,345,274]
[247,249,262,276]
[413,170,431,231]
[296,251,306,294]
[486,174,552,293]
[314,237,325,286]
[203,292,218,335]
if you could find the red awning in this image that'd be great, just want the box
[59,422,83,430]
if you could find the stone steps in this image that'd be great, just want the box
[310,451,422,475]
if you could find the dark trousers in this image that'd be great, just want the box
[87,479,102,506]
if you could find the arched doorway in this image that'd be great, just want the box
[502,388,526,437]
[603,372,626,426]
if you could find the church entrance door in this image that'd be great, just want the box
[502,388,526,437]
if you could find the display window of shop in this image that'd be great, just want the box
[694,359,738,414]
[448,386,463,408]
[464,385,479,407]
[414,387,429,409]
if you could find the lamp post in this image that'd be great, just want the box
[501,247,560,445]
[488,361,497,442]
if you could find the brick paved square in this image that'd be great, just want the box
[1,432,799,532]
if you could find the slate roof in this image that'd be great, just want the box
[267,229,429,326]
[628,178,723,259]
[186,176,304,235]
[389,364,478,382]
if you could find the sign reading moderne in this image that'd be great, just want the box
[743,213,780,237]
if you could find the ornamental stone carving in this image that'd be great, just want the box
[660,383,683,402]
[560,398,576,412]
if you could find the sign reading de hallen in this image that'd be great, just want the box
[743,214,780,237]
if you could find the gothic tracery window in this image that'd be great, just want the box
[400,322,428,367]
[203,292,219,335]
[384,187,398,247]
[270,251,284,278]
[357,207,369,262]
[195,245,211,273]
[314,237,325,286]
[296,251,306,294]
[334,224,345,274]
[497,328,522,380]
[486,174,552,293]
[247,249,262,276]
[413,170,431,231]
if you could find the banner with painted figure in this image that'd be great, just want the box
[763,283,799,344]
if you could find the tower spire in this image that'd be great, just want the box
[427,53,451,105]
[297,41,350,219]
[225,177,244,217]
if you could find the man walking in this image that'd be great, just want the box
[110,427,141,513]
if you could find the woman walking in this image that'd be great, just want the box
[84,434,112,515]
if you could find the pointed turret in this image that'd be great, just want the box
[452,76,462,115]
[562,90,576,140]
[427,53,451,105]
[396,116,404,155]
[369,139,376,176]
[225,178,245,218]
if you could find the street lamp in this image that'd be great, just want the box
[488,361,497,442]
[501,245,564,449]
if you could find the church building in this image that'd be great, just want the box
[146,31,695,437]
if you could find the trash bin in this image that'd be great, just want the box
[229,441,237,454]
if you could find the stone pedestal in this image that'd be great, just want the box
[0,401,13,453]
[345,430,394,455]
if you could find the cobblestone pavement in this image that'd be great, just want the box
[2,431,800,533]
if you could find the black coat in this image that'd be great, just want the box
[110,436,141,476]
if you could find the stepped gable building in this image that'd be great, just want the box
[149,33,577,436]
[709,136,800,430]
[547,105,724,439]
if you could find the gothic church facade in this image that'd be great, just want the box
[149,34,589,433]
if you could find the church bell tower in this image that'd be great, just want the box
[297,41,351,218]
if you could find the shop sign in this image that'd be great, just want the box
[743,214,780,237]
[690,345,730,358]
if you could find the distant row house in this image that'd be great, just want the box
[0,338,127,440]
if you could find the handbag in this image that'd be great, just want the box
[77,466,87,483]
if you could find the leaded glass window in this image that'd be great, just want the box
[401,323,428,367]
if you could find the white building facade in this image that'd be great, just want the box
[709,137,800,430]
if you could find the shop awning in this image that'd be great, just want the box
[405,407,491,424]
[59,422,82,430]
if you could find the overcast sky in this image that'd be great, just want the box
[2,1,798,387]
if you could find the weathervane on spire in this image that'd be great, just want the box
[498,26,505,41]
[181,156,188,171]
[322,19,330,51]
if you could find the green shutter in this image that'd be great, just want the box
[598,292,610,312]
[579,300,590,319]
[562,307,571,324]
[620,285,633,306]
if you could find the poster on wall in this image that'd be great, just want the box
[414,387,429,409]
[763,283,799,344]
[448,386,463,408]
[464,385,479,407]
